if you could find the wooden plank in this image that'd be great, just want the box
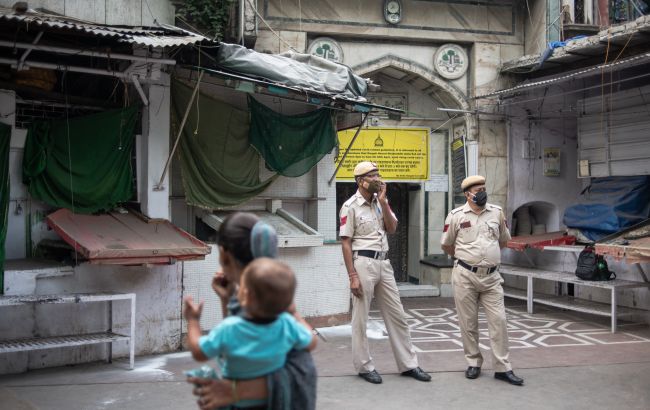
[507,232,576,251]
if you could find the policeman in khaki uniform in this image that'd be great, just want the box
[339,161,430,384]
[441,175,524,386]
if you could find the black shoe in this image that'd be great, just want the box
[401,367,431,382]
[465,366,481,379]
[494,371,524,386]
[358,370,383,384]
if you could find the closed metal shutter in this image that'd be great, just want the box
[578,85,650,177]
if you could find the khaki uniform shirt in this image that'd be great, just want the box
[440,202,511,267]
[339,191,395,252]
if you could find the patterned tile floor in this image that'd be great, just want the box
[314,298,650,375]
[381,305,650,353]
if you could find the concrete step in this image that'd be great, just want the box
[397,283,439,298]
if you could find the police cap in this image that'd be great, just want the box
[353,161,379,177]
[461,175,486,191]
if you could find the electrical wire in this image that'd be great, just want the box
[143,0,157,25]
[481,70,650,109]
[431,113,461,134]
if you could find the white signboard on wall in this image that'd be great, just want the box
[424,174,449,192]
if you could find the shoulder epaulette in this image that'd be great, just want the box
[450,206,464,214]
[487,203,502,211]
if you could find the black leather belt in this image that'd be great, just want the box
[458,259,497,274]
[356,250,387,260]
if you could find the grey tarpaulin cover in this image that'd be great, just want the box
[217,43,367,99]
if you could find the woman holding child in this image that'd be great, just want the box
[184,212,318,410]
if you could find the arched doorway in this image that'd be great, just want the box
[337,57,472,282]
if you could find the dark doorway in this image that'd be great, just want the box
[336,182,409,281]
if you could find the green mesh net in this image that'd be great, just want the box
[248,96,336,177]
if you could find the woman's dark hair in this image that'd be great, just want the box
[217,212,259,266]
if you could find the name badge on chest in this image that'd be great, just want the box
[460,221,472,229]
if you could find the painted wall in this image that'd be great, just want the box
[0,0,176,26]
[261,0,523,45]
[1,262,181,374]
[183,243,349,333]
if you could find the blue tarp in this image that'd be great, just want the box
[563,176,650,241]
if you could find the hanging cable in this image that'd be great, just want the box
[62,69,78,265]
[194,47,201,135]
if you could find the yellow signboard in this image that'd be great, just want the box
[335,128,429,181]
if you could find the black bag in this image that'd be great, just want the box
[575,246,616,281]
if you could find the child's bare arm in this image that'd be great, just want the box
[287,304,317,351]
[183,296,209,361]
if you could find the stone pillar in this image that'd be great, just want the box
[471,43,509,211]
[140,72,171,219]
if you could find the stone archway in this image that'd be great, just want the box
[351,54,476,140]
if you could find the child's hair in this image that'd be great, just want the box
[242,258,296,318]
[217,212,278,265]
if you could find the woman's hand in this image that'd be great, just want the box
[183,296,203,321]
[211,271,234,301]
[188,377,234,409]
[188,376,268,409]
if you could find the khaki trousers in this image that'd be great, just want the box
[351,256,418,373]
[452,264,512,372]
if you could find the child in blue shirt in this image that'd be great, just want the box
[184,257,317,407]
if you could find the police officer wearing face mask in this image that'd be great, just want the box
[339,161,430,384]
[440,175,524,386]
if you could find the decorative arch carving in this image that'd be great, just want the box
[351,54,477,139]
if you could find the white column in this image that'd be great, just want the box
[308,152,338,241]
[140,73,171,219]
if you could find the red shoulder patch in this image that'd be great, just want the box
[443,224,449,232]
[340,216,347,226]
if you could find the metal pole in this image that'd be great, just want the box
[154,71,204,190]
[0,39,177,66]
[328,112,369,185]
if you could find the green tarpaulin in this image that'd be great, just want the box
[22,107,138,214]
[248,96,336,177]
[171,80,277,209]
[0,122,10,294]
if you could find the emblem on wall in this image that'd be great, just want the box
[434,44,468,80]
[308,37,344,63]
[384,0,402,25]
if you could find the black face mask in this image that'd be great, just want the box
[470,191,488,207]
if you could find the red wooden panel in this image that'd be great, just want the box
[46,209,210,264]
[507,232,576,251]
